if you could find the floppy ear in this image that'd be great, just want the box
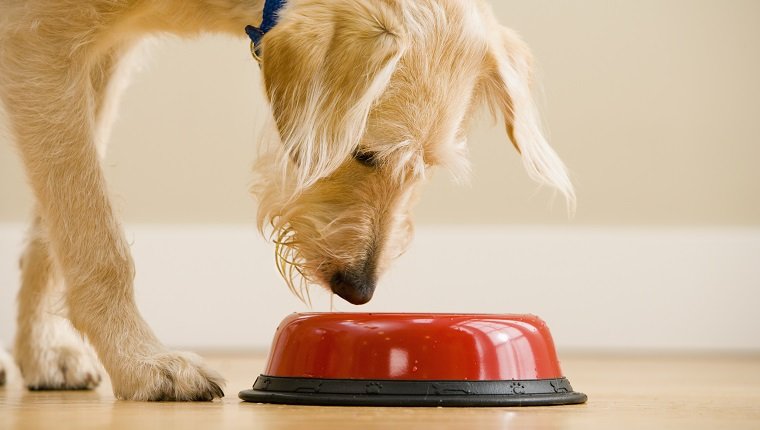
[261,0,405,187]
[482,26,575,206]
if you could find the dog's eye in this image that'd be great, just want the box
[353,150,378,167]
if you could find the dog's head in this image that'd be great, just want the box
[253,0,574,304]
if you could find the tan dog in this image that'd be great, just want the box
[0,0,573,400]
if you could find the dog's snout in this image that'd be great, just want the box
[330,266,377,305]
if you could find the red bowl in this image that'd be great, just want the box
[240,313,586,406]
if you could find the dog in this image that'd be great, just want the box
[0,0,574,400]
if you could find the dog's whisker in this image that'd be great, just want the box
[279,257,304,268]
[272,225,316,306]
[275,245,305,303]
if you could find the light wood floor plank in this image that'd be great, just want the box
[1,353,759,429]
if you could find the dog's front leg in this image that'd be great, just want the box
[1,37,223,402]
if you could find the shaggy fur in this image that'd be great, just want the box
[0,0,573,400]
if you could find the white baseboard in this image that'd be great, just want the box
[1,223,759,351]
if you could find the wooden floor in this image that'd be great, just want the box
[1,353,759,429]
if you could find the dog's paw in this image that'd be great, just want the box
[111,351,224,401]
[18,343,102,391]
[0,346,12,386]
[15,319,102,390]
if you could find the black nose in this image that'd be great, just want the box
[330,267,376,305]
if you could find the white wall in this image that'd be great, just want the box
[1,1,759,353]
[2,224,758,352]
[2,0,760,225]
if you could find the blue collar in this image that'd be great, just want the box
[245,0,286,61]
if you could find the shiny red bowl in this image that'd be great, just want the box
[240,313,586,406]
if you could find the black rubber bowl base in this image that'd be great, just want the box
[239,375,587,407]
